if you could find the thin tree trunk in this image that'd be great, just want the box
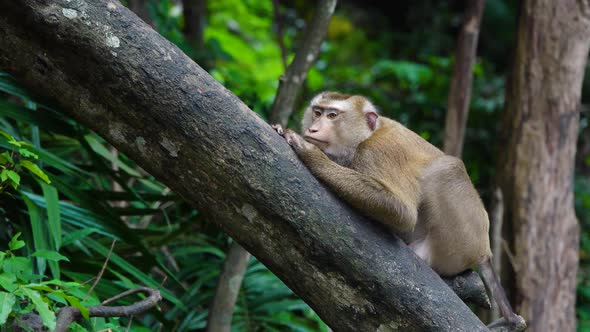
[206,242,250,332]
[497,1,590,331]
[270,0,337,126]
[443,0,485,157]
[182,0,206,51]
[0,1,490,330]
[128,0,154,27]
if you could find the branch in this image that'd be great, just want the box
[272,0,288,70]
[443,270,490,310]
[55,287,162,332]
[270,0,337,126]
[443,0,486,157]
[0,1,488,330]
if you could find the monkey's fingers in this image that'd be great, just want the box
[283,129,302,148]
[271,124,284,136]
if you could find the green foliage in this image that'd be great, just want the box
[0,233,89,331]
[0,130,50,193]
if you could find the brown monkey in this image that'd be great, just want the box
[273,91,525,328]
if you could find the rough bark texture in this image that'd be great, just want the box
[206,242,250,332]
[270,0,337,126]
[443,0,485,157]
[207,2,335,329]
[498,1,590,331]
[0,1,488,331]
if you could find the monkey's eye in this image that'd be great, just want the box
[327,112,338,119]
[313,110,322,117]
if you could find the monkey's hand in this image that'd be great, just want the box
[283,129,318,153]
[272,124,315,152]
[271,124,284,136]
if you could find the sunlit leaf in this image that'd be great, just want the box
[8,232,25,251]
[0,291,15,325]
[0,273,17,292]
[21,288,56,330]
[32,250,69,262]
[20,160,51,183]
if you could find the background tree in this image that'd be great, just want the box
[497,1,590,331]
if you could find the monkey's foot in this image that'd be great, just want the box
[487,315,527,332]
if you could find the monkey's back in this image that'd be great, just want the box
[356,117,492,276]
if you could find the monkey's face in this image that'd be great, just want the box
[301,92,378,163]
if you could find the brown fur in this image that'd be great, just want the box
[273,92,524,327]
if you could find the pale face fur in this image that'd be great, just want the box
[301,92,378,166]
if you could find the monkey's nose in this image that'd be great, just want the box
[307,128,319,134]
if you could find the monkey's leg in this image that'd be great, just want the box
[479,258,526,329]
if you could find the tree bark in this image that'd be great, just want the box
[206,242,250,332]
[443,0,485,157]
[207,2,336,329]
[0,1,488,331]
[270,0,337,126]
[497,1,590,331]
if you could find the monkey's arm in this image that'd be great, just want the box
[282,129,418,234]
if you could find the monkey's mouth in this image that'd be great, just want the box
[303,135,328,149]
[304,136,328,146]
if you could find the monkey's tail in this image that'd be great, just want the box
[478,258,523,327]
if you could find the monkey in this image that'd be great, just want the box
[272,91,525,328]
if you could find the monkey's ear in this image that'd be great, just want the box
[366,112,378,131]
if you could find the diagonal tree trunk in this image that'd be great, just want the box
[497,1,590,331]
[0,1,489,331]
[207,2,336,331]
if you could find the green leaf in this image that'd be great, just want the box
[8,232,25,250]
[62,293,89,319]
[21,288,56,330]
[32,250,69,262]
[0,291,16,325]
[0,151,13,165]
[5,169,20,188]
[41,182,62,249]
[19,160,51,183]
[0,130,14,141]
[62,228,98,246]
[7,138,22,147]
[18,148,38,159]
[22,195,47,277]
[0,273,17,292]
[3,256,33,283]
[84,135,141,176]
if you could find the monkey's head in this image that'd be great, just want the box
[302,92,379,164]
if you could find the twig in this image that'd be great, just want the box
[270,0,338,126]
[501,239,518,274]
[85,240,116,301]
[55,287,162,332]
